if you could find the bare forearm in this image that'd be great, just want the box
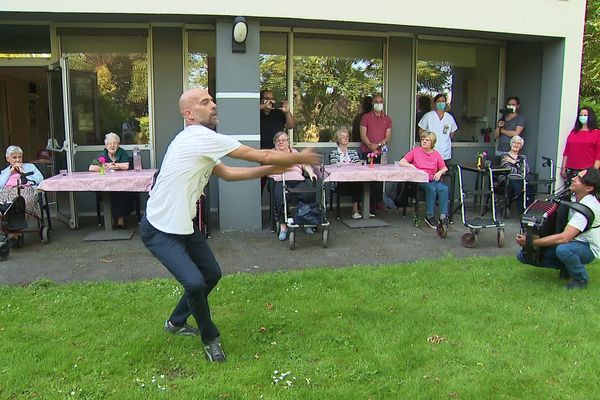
[214,164,276,181]
[284,112,295,129]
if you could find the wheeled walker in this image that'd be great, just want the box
[281,167,330,250]
[456,164,505,248]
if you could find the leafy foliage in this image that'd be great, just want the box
[581,0,600,114]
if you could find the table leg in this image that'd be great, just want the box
[84,192,135,241]
[342,181,389,228]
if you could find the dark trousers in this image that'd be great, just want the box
[360,151,383,205]
[139,216,222,344]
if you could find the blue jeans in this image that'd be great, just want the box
[418,181,449,218]
[517,240,594,282]
[140,216,222,344]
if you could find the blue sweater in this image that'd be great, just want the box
[0,163,44,189]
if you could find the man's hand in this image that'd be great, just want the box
[260,100,273,112]
[515,234,527,247]
[293,148,321,166]
[367,143,379,152]
[280,100,290,113]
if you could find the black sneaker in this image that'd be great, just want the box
[164,320,200,336]
[558,269,570,281]
[565,279,588,290]
[204,337,226,362]
[424,216,437,229]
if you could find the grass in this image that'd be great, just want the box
[1,255,600,399]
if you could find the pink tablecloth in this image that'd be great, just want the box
[323,164,428,183]
[38,169,157,192]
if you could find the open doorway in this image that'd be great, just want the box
[0,67,50,162]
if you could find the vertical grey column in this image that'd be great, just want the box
[215,18,261,231]
[505,42,543,172]
[537,39,565,176]
[152,27,184,167]
[387,36,414,160]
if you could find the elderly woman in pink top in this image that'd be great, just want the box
[399,131,449,229]
[268,131,317,240]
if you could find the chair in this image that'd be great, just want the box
[95,157,141,227]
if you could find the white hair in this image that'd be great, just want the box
[510,135,524,146]
[104,132,121,145]
[5,145,23,158]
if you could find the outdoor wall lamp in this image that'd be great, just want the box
[232,16,248,53]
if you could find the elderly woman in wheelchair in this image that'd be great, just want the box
[0,145,44,248]
[499,135,530,214]
[268,131,317,241]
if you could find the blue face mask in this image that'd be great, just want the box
[579,115,589,125]
[435,102,446,111]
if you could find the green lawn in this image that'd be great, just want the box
[1,256,599,399]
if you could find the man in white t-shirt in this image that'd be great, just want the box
[139,88,319,362]
[516,168,600,289]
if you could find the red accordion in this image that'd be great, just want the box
[520,200,567,263]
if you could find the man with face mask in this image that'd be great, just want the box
[494,96,526,157]
[360,94,393,210]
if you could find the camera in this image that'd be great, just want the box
[273,101,283,109]
[498,108,511,119]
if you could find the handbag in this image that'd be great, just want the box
[293,201,322,225]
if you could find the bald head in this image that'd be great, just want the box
[178,87,218,128]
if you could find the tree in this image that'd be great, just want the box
[580,0,600,113]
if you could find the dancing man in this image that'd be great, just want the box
[140,87,319,362]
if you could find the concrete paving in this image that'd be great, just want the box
[0,210,522,285]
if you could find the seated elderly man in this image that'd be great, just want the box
[0,145,44,247]
[516,168,600,289]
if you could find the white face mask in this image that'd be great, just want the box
[373,103,384,113]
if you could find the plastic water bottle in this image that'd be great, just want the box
[380,144,388,165]
[133,146,142,172]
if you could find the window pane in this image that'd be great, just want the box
[187,30,215,94]
[292,34,384,143]
[260,32,287,104]
[0,25,51,58]
[417,41,500,143]
[65,52,149,145]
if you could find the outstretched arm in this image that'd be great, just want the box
[213,162,288,181]
[227,144,320,166]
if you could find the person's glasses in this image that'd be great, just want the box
[275,139,288,143]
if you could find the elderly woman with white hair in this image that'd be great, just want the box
[89,132,133,228]
[329,128,363,219]
[500,135,530,214]
[0,145,44,246]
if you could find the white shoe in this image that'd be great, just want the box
[352,212,362,219]
[369,212,375,218]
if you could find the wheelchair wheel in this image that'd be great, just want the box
[288,230,296,250]
[497,228,505,248]
[41,226,50,244]
[461,232,478,248]
[16,234,24,248]
[0,241,9,261]
[322,228,329,248]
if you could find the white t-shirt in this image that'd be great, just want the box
[418,110,458,160]
[568,194,600,258]
[146,124,241,234]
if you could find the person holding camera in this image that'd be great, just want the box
[259,89,295,150]
[494,96,526,157]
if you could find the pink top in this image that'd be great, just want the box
[268,149,305,182]
[563,128,600,169]
[403,147,446,181]
[360,111,392,153]
[5,172,22,188]
[323,164,427,183]
[38,169,157,192]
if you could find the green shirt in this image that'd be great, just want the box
[95,147,130,164]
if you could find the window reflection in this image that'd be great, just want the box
[417,41,500,143]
